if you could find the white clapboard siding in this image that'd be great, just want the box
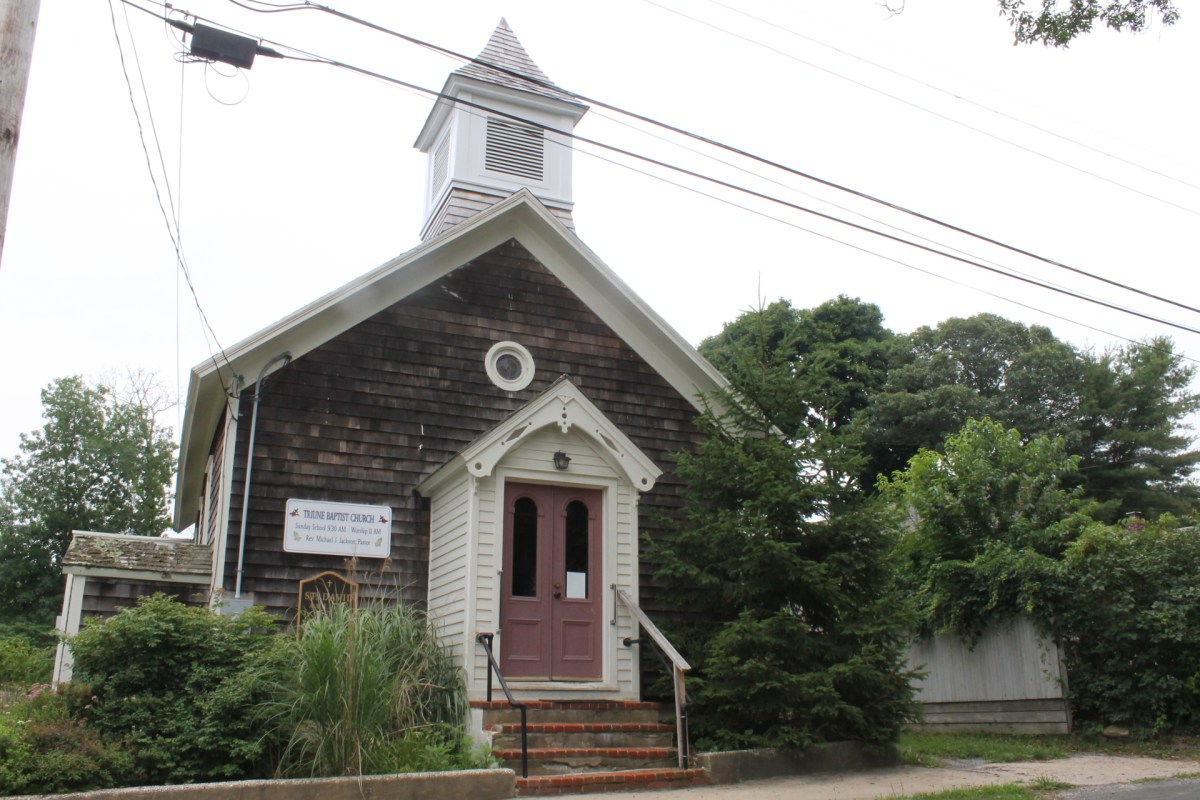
[427,477,472,663]
[426,421,646,699]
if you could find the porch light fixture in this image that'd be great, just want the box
[553,451,571,471]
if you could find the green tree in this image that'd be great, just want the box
[861,316,1198,518]
[0,376,176,625]
[1078,338,1200,520]
[655,304,916,749]
[998,0,1179,47]
[860,314,1085,484]
[700,296,895,490]
[882,418,1088,638]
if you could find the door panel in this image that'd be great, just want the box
[500,482,602,680]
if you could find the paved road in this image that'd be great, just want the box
[1060,780,1200,800]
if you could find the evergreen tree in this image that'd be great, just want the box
[655,304,915,749]
[1078,338,1200,520]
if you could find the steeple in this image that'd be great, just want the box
[414,20,588,241]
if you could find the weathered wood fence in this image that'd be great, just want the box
[907,616,1070,733]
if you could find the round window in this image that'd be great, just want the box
[485,341,535,391]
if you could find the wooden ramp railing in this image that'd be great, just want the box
[613,586,692,769]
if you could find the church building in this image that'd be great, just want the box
[55,19,725,734]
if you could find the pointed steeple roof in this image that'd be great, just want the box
[452,19,581,106]
[413,20,589,240]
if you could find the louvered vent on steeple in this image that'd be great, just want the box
[431,134,451,195]
[414,19,588,241]
[485,118,544,181]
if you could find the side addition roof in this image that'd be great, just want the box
[63,531,213,584]
[174,191,727,529]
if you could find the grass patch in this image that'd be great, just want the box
[900,733,1070,766]
[899,785,1043,800]
[1066,735,1200,761]
[1027,776,1072,791]
[900,731,1200,769]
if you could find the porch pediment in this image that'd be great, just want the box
[418,376,662,496]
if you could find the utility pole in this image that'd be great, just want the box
[0,0,42,270]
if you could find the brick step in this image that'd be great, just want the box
[489,722,675,749]
[515,767,709,796]
[476,700,665,726]
[494,747,678,777]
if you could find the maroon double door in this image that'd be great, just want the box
[499,482,603,680]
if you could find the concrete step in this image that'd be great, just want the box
[489,722,675,750]
[474,699,666,726]
[495,747,679,777]
[515,767,709,796]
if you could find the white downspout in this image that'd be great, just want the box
[233,352,292,599]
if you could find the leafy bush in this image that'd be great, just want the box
[882,418,1087,639]
[1052,517,1200,734]
[0,629,55,688]
[68,594,279,784]
[255,599,475,777]
[0,682,132,795]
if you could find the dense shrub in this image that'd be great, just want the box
[68,594,279,784]
[1052,517,1200,734]
[255,599,478,777]
[0,682,132,795]
[0,628,55,688]
[653,307,918,750]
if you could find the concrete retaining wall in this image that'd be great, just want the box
[14,769,516,800]
[697,742,901,785]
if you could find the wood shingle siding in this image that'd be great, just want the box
[220,239,703,626]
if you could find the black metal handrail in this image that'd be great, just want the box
[614,588,692,769]
[476,633,528,779]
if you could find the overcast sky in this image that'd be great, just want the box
[3,0,1198,480]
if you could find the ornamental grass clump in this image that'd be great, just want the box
[257,598,474,777]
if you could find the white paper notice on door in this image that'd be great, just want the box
[566,571,587,599]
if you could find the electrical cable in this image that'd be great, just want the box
[277,49,1200,338]
[107,0,239,411]
[234,0,1200,319]
[690,0,1200,197]
[583,107,1121,310]
[569,140,1199,366]
[116,0,1200,352]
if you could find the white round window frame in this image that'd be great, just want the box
[485,341,535,392]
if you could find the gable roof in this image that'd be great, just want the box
[174,190,727,529]
[417,375,663,498]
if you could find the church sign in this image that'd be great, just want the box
[284,499,392,558]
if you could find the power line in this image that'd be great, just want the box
[269,48,1200,335]
[570,142,1199,366]
[695,0,1200,198]
[106,0,239,408]
[228,0,1200,321]
[643,0,1200,221]
[117,0,1200,348]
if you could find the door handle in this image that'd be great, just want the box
[553,581,562,599]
